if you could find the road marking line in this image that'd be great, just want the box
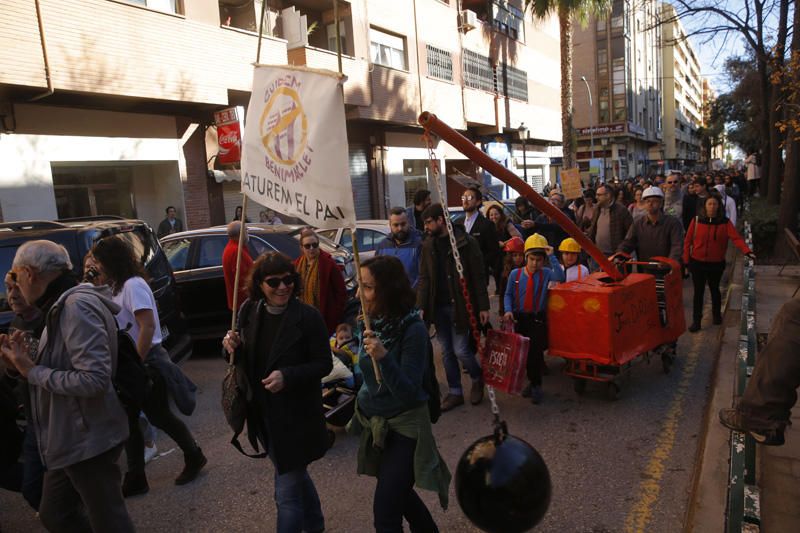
[624,336,703,533]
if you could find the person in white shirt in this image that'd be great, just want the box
[714,184,737,226]
[88,237,206,498]
[558,238,590,282]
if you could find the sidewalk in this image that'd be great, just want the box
[688,262,800,532]
[753,265,800,532]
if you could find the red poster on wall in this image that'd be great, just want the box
[214,108,241,165]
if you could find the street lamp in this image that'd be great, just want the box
[580,76,594,163]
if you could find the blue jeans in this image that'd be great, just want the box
[271,460,325,533]
[434,304,482,395]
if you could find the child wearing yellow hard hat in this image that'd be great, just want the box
[558,238,590,282]
[502,233,565,404]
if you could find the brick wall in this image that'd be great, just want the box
[178,118,214,229]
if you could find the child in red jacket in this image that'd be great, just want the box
[683,194,754,332]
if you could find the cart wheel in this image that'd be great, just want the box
[661,354,673,374]
[573,378,587,395]
[326,429,336,449]
[606,382,620,401]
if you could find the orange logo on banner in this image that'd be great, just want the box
[260,86,309,167]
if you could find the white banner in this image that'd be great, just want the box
[241,65,355,229]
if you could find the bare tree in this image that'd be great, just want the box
[657,0,792,204]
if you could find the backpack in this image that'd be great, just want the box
[113,326,152,414]
[422,337,441,424]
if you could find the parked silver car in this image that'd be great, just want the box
[317,220,390,261]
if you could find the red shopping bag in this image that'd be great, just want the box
[481,323,529,395]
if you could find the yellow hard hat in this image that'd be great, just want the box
[558,237,582,253]
[524,233,549,253]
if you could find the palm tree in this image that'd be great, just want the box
[526,0,612,170]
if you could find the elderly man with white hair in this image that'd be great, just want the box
[0,240,134,533]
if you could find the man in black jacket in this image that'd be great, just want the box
[458,186,497,288]
[418,203,489,412]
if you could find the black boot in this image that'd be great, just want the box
[713,313,723,325]
[122,469,149,498]
[688,322,701,333]
[175,447,207,486]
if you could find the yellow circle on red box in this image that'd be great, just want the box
[548,294,566,312]
[583,298,602,313]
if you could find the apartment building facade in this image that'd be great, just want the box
[572,0,663,181]
[0,0,561,229]
[660,2,702,169]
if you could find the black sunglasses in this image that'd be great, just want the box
[302,242,319,250]
[263,275,296,289]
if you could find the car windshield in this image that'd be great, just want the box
[162,238,192,271]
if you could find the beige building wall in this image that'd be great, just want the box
[1,0,562,221]
[0,0,287,105]
[660,3,703,164]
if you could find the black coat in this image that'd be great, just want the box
[236,298,332,474]
[417,227,490,332]
[460,212,498,282]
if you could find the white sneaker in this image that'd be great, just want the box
[144,443,158,464]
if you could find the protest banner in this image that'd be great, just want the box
[241,65,355,230]
[560,168,583,200]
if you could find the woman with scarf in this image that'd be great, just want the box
[223,252,331,533]
[683,194,754,333]
[347,255,450,533]
[89,237,205,497]
[294,228,346,335]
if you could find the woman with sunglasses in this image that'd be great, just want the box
[348,255,450,532]
[88,237,206,497]
[223,252,332,533]
[294,227,346,335]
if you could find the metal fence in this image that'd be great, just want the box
[726,203,761,532]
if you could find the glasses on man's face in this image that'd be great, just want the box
[263,275,296,289]
[302,241,319,250]
[666,181,678,185]
[461,195,476,201]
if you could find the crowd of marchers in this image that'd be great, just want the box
[4,161,797,533]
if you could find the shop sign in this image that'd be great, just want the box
[577,123,625,136]
[215,107,242,165]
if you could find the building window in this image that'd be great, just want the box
[426,45,453,81]
[599,86,610,123]
[370,28,407,70]
[498,64,528,101]
[463,49,495,93]
[128,0,181,14]
[326,21,348,55]
[403,160,431,206]
[597,48,608,77]
[492,1,525,41]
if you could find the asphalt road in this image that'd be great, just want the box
[0,276,723,533]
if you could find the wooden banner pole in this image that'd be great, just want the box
[351,228,382,383]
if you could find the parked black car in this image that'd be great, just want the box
[160,224,357,340]
[0,217,192,363]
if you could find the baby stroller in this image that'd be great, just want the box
[321,355,359,448]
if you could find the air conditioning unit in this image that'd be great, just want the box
[458,10,478,33]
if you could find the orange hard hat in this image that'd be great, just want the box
[503,236,525,253]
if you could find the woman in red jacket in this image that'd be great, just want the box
[683,194,754,332]
[294,227,347,334]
